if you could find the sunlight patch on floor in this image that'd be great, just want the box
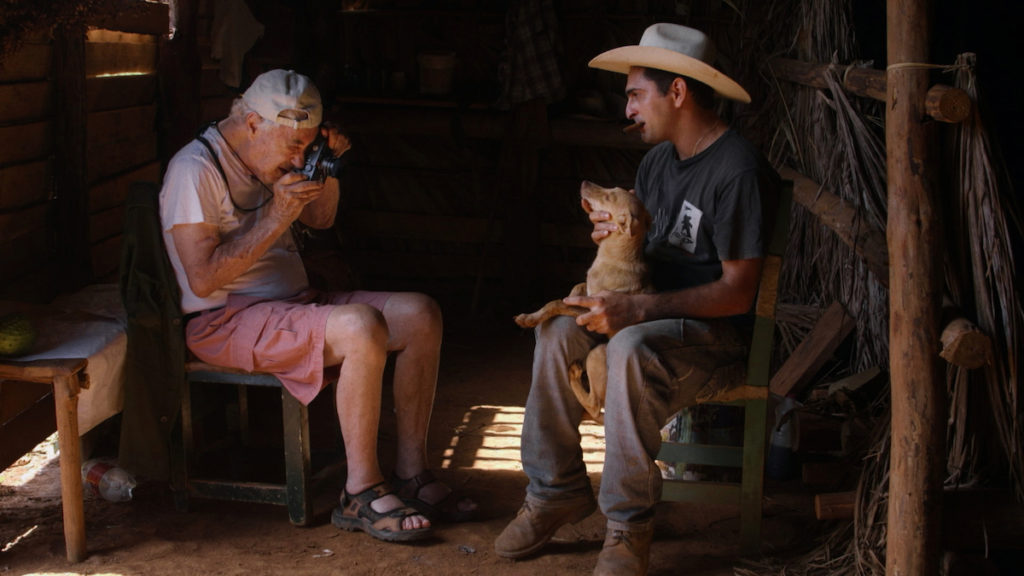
[18,569,123,573]
[441,405,605,473]
[0,432,59,488]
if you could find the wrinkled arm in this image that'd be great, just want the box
[170,211,294,298]
[298,177,339,229]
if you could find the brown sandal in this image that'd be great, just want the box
[393,470,477,523]
[331,482,432,542]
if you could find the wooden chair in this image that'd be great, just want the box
[656,181,793,554]
[122,181,339,526]
[173,361,343,526]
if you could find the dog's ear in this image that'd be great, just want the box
[626,210,650,237]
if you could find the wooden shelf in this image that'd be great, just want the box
[337,95,493,110]
[334,96,506,139]
[335,7,505,17]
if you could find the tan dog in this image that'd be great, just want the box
[514,181,652,422]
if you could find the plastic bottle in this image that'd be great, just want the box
[81,458,136,502]
[766,396,798,480]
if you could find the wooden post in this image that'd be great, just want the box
[53,25,91,289]
[158,0,201,160]
[886,0,945,575]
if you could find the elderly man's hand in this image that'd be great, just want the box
[270,171,326,223]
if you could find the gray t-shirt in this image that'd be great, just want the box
[636,130,779,294]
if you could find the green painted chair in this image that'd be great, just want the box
[175,361,341,526]
[657,181,792,555]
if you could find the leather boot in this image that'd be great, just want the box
[593,524,653,576]
[494,492,597,559]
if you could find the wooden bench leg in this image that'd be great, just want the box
[739,396,767,554]
[281,390,312,526]
[170,380,194,512]
[53,372,87,562]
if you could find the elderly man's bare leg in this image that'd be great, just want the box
[383,293,478,522]
[323,303,431,540]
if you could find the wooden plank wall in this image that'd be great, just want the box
[0,30,58,303]
[0,1,169,471]
[85,27,163,284]
[0,2,168,302]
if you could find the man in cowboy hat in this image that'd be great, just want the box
[495,24,780,575]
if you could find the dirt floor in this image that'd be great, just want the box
[1,311,820,576]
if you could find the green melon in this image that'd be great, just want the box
[0,312,37,356]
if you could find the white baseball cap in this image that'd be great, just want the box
[242,69,323,129]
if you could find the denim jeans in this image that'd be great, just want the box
[521,315,747,527]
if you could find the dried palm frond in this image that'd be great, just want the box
[946,52,1024,500]
[731,1,1021,574]
[0,0,120,63]
[733,0,893,573]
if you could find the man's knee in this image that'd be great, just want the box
[412,292,443,331]
[605,324,649,364]
[392,292,443,334]
[536,315,583,347]
[327,303,388,347]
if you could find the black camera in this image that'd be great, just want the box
[297,135,343,182]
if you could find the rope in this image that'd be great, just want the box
[886,61,971,74]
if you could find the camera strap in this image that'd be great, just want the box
[193,122,272,213]
[195,122,230,189]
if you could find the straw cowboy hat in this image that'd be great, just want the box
[588,23,751,103]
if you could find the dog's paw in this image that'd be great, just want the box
[513,313,537,328]
[568,361,584,384]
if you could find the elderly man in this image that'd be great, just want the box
[161,69,473,543]
[495,24,780,575]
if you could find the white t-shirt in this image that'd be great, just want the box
[160,125,309,314]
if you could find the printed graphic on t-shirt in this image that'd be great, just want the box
[668,200,701,253]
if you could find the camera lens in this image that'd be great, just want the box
[319,156,344,179]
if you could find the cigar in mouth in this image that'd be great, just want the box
[622,122,645,134]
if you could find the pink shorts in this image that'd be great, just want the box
[184,289,394,405]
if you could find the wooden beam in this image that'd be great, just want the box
[815,490,856,520]
[925,85,971,124]
[89,0,170,36]
[802,460,856,487]
[886,0,945,574]
[940,296,992,369]
[940,318,991,369]
[770,57,971,124]
[770,57,887,101]
[53,25,92,288]
[778,166,889,284]
[769,301,857,397]
[158,0,202,158]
